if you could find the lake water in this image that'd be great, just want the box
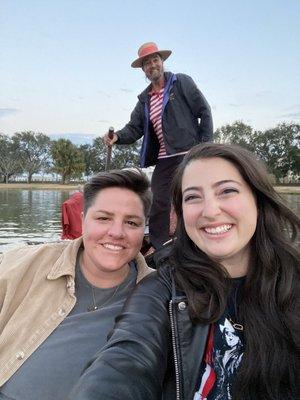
[0,189,74,253]
[0,189,299,254]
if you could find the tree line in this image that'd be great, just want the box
[214,121,299,182]
[0,131,140,184]
[0,121,299,184]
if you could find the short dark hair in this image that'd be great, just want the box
[83,168,152,217]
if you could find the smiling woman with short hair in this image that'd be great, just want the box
[0,168,153,400]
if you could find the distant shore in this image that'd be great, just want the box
[0,182,299,194]
[274,186,300,194]
[0,183,81,190]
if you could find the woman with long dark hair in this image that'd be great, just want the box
[70,143,299,400]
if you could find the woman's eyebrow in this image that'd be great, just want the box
[94,210,144,220]
[182,180,242,195]
[94,210,113,215]
[124,214,144,221]
[213,179,242,188]
[182,186,202,195]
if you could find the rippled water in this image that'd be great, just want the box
[0,189,299,254]
[0,189,73,253]
[283,193,300,215]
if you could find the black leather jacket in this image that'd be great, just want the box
[115,72,213,167]
[70,255,209,400]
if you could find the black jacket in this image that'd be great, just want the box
[116,72,213,167]
[69,251,209,400]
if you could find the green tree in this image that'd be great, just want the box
[111,141,141,169]
[214,121,256,151]
[12,131,51,183]
[253,123,300,181]
[0,134,22,183]
[87,137,107,174]
[86,136,141,174]
[79,144,94,176]
[51,139,85,184]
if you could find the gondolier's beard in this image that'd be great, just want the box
[145,66,164,83]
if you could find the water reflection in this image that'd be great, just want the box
[0,189,299,254]
[283,194,300,215]
[0,189,73,253]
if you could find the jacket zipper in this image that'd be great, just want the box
[169,300,181,400]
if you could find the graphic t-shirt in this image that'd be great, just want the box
[194,277,245,400]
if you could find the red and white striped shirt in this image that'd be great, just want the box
[149,87,167,158]
[149,87,188,160]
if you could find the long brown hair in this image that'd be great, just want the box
[171,143,300,399]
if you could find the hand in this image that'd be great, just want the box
[103,132,118,146]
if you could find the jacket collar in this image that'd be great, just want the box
[135,252,153,282]
[138,71,175,103]
[47,237,83,280]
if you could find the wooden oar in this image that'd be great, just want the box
[105,127,114,171]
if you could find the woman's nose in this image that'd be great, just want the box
[201,198,221,218]
[107,221,125,238]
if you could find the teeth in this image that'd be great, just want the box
[103,244,123,251]
[204,224,232,234]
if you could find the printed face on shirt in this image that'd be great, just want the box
[81,187,145,280]
[181,157,257,276]
[142,53,164,83]
[224,329,240,347]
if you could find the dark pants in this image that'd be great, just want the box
[149,155,184,250]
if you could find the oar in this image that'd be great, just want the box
[105,127,114,171]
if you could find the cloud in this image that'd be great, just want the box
[120,88,134,93]
[97,119,109,123]
[96,90,111,98]
[255,90,274,98]
[0,108,20,118]
[279,112,300,119]
[283,104,300,112]
[229,103,242,107]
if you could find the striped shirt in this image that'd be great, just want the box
[149,87,188,159]
[149,87,166,158]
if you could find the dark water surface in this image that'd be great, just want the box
[0,189,73,253]
[0,189,299,254]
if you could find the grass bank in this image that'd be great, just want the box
[273,186,300,194]
[0,183,299,194]
[0,183,81,190]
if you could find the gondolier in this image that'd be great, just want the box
[104,42,213,250]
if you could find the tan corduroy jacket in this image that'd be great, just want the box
[0,237,153,386]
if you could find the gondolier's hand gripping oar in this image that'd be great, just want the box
[104,127,117,171]
[103,127,118,146]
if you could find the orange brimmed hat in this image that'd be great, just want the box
[131,42,172,68]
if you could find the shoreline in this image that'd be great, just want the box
[0,183,81,190]
[0,183,299,194]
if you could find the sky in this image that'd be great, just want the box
[1,0,300,139]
